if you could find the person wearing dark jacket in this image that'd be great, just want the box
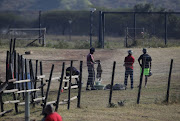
[86,47,96,90]
[65,67,79,86]
[138,48,152,87]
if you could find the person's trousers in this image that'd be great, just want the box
[87,66,95,88]
[124,69,133,88]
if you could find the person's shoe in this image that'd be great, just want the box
[86,88,90,90]
[131,85,133,89]
[91,87,97,90]
[124,85,127,90]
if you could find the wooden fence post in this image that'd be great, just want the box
[68,61,73,110]
[77,61,83,108]
[166,59,173,103]
[55,62,65,111]
[25,92,30,121]
[21,55,25,100]
[12,38,16,53]
[29,60,34,103]
[6,51,9,83]
[137,57,145,104]
[0,92,4,115]
[109,61,116,105]
[13,50,16,80]
[42,64,54,114]
[25,59,28,89]
[33,60,38,107]
[40,61,44,98]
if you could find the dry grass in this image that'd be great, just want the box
[0,47,180,121]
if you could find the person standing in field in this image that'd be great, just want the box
[124,50,135,89]
[138,48,152,87]
[86,47,96,90]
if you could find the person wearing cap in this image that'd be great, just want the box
[43,104,63,121]
[124,50,135,89]
[138,48,152,87]
[86,47,96,90]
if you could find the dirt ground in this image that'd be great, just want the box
[0,47,180,85]
[0,47,180,121]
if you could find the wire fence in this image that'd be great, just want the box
[1,50,180,116]
[39,58,180,106]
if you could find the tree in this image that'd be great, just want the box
[134,3,154,12]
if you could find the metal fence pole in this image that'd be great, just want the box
[109,61,116,105]
[77,61,83,108]
[137,57,145,104]
[68,61,73,110]
[166,59,173,103]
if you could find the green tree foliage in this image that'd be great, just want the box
[40,11,90,35]
[0,0,180,11]
[0,4,180,40]
[134,3,154,12]
[59,0,92,10]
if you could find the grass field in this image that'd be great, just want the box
[0,47,180,121]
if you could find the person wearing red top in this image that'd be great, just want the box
[43,104,63,121]
[124,50,135,89]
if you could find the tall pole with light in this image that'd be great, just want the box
[39,10,41,44]
[90,8,96,47]
[69,20,72,41]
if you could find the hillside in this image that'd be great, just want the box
[0,0,180,11]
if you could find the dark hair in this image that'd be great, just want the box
[90,47,95,53]
[143,48,147,53]
[44,104,54,115]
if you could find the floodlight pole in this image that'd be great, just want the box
[69,20,72,41]
[165,12,167,45]
[133,12,136,45]
[90,8,96,47]
[39,10,41,45]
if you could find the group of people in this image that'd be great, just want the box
[41,48,152,121]
[124,48,152,89]
[86,47,152,90]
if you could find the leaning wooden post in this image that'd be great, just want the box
[29,60,34,103]
[9,39,13,55]
[29,60,35,82]
[166,59,173,103]
[137,57,145,104]
[25,59,28,90]
[25,92,30,121]
[34,60,38,90]
[33,60,38,107]
[6,51,9,83]
[109,61,116,105]
[0,92,4,115]
[13,55,18,113]
[9,39,13,79]
[21,55,25,100]
[55,62,65,112]
[77,61,83,108]
[68,61,73,110]
[17,54,21,97]
[13,50,16,80]
[40,61,44,98]
[12,38,16,53]
[42,64,54,114]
